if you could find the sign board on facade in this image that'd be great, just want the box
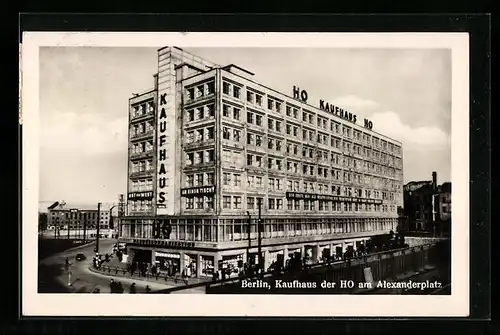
[125,238,196,249]
[128,191,154,200]
[155,251,180,259]
[180,186,216,197]
[286,192,383,204]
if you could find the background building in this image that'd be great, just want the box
[47,201,111,230]
[403,172,451,235]
[119,47,404,278]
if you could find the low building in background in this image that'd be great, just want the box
[46,201,111,231]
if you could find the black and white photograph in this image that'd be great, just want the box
[22,32,469,317]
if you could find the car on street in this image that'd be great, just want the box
[75,253,86,261]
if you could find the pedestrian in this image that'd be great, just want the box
[129,283,136,294]
[65,257,69,271]
[109,279,115,293]
[145,285,151,293]
[118,282,124,293]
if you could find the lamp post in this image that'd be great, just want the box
[257,198,263,278]
[96,202,101,254]
[246,211,251,272]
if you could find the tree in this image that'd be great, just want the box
[38,213,48,232]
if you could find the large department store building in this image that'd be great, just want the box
[118,46,404,278]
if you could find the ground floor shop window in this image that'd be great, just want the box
[184,253,197,277]
[201,255,214,277]
[221,254,243,278]
[155,252,181,276]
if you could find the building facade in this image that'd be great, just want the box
[403,172,451,235]
[118,47,404,278]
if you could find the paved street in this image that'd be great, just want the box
[38,239,175,293]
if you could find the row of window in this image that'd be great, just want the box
[245,152,400,182]
[186,103,216,122]
[185,150,216,166]
[128,200,153,213]
[131,101,154,120]
[131,121,154,138]
[131,140,154,155]
[120,218,397,242]
[131,160,153,174]
[186,126,215,144]
[185,172,215,188]
[220,81,401,155]
[218,195,397,212]
[185,81,216,101]
[219,124,402,169]
[50,212,103,219]
[130,178,154,192]
[185,196,215,210]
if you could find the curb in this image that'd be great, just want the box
[88,265,208,287]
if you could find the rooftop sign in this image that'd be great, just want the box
[293,86,374,130]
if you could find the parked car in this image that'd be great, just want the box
[75,253,86,261]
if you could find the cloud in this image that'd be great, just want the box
[41,112,128,156]
[329,94,380,113]
[368,111,450,147]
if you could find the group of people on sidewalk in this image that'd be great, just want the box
[109,279,151,294]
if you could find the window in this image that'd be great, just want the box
[223,82,230,95]
[247,197,255,209]
[206,150,215,162]
[233,196,242,209]
[269,198,276,210]
[223,196,231,209]
[205,195,214,209]
[268,118,274,130]
[186,152,194,166]
[207,172,214,185]
[233,129,241,142]
[275,121,281,132]
[268,139,274,149]
[268,99,274,110]
[186,198,194,209]
[286,124,292,135]
[294,200,300,210]
[196,196,204,209]
[207,127,214,140]
[247,112,254,124]
[256,94,262,106]
[247,133,254,145]
[303,112,307,122]
[256,115,263,126]
[234,174,241,187]
[247,154,253,166]
[287,180,293,191]
[223,127,231,140]
[276,141,282,151]
[288,199,293,210]
[233,86,241,99]
[293,126,298,137]
[256,176,262,187]
[247,91,254,103]
[223,172,231,185]
[277,199,283,210]
[256,135,263,146]
[196,173,203,186]
[206,81,215,95]
[286,106,292,116]
[223,105,231,117]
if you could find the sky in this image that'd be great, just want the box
[39,46,451,205]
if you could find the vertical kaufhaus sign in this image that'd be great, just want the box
[293,86,374,130]
[155,49,176,215]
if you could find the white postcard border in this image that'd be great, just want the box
[21,32,469,317]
